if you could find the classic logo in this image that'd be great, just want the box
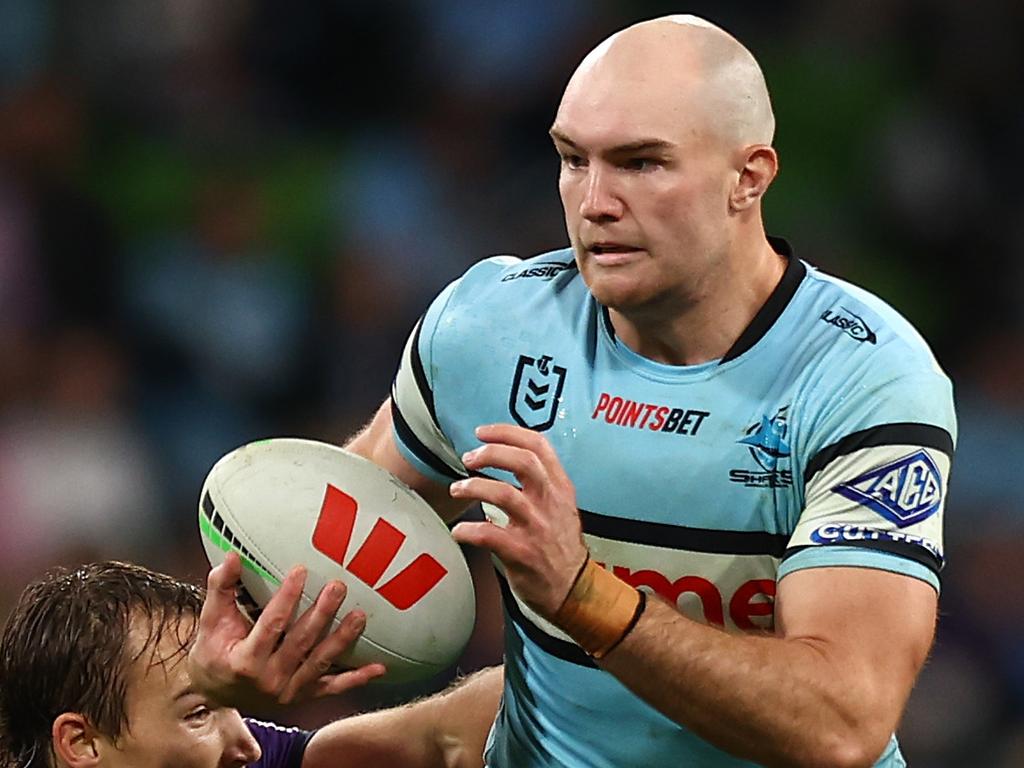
[730,406,793,488]
[501,262,573,282]
[509,354,567,431]
[832,450,942,528]
[820,307,877,344]
[312,484,448,610]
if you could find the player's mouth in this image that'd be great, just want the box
[587,242,644,265]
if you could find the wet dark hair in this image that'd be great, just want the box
[0,561,205,767]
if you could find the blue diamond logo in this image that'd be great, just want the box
[832,450,943,528]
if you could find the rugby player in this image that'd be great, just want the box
[0,555,500,768]
[343,14,955,768]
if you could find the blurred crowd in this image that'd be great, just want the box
[0,1,1022,765]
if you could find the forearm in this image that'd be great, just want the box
[304,702,439,768]
[304,667,503,768]
[598,597,891,768]
[449,427,935,767]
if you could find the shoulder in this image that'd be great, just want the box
[791,264,957,448]
[444,248,579,305]
[245,718,315,768]
[420,248,582,350]
[800,264,946,374]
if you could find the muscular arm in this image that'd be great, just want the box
[346,399,471,523]
[599,567,935,768]
[451,423,937,768]
[303,666,503,768]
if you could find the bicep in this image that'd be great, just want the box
[345,398,471,522]
[776,566,937,712]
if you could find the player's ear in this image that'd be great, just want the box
[52,713,102,768]
[730,145,778,212]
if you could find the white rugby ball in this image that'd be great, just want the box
[198,438,475,684]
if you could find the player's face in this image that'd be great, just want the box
[98,626,261,768]
[552,74,737,313]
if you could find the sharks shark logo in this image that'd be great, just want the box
[739,406,791,470]
[730,406,793,488]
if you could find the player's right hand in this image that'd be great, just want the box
[188,551,386,709]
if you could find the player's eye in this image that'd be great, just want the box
[561,153,586,170]
[623,157,658,172]
[185,706,213,723]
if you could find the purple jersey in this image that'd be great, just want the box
[245,718,315,768]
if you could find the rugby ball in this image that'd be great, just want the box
[198,438,475,684]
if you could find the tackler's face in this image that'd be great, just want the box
[96,621,261,768]
[551,45,739,315]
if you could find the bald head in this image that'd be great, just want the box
[559,15,774,149]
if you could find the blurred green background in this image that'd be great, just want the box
[1,2,1022,765]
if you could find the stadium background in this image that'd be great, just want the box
[0,1,1022,765]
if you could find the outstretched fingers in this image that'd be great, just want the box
[310,663,388,700]
[450,476,532,524]
[473,424,572,486]
[270,579,347,674]
[243,565,307,660]
[451,519,519,563]
[200,551,245,630]
[461,442,550,491]
[280,611,385,703]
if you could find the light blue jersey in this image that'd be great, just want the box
[391,239,955,767]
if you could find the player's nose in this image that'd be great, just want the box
[221,710,262,766]
[580,166,623,222]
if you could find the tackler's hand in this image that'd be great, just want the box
[450,424,588,618]
[187,551,386,709]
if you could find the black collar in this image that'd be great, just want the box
[600,236,806,364]
[720,236,805,363]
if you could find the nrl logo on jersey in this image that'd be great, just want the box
[509,354,567,432]
[820,306,877,344]
[729,406,793,488]
[832,450,942,527]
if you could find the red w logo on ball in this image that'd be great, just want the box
[311,484,448,609]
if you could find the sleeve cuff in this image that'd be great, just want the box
[392,424,461,486]
[778,545,940,594]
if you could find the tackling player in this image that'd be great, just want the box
[344,14,955,768]
[0,554,500,768]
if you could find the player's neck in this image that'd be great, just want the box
[608,236,786,367]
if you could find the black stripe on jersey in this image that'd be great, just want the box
[390,400,465,480]
[721,237,805,364]
[782,541,943,578]
[472,471,788,557]
[601,305,616,338]
[804,423,955,484]
[409,316,440,426]
[580,507,788,558]
[496,569,597,668]
[475,473,786,557]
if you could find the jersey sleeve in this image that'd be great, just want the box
[390,256,523,484]
[246,718,315,768]
[781,365,956,592]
